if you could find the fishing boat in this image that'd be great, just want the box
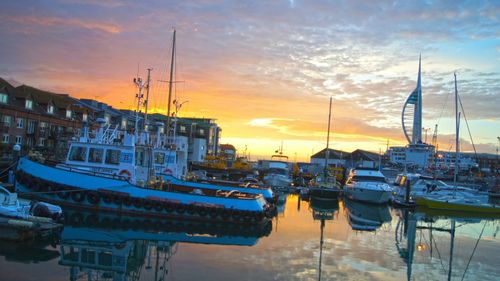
[343,168,393,204]
[416,74,500,214]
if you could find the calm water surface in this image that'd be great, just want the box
[1,194,499,281]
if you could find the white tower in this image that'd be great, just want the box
[402,56,422,144]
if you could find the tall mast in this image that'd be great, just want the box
[166,29,176,139]
[133,76,144,140]
[144,68,153,132]
[453,73,460,193]
[324,96,332,178]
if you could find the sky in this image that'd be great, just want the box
[1,0,499,161]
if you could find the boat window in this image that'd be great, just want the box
[352,176,387,183]
[135,147,151,167]
[154,152,165,164]
[69,146,87,162]
[88,148,104,163]
[105,149,120,165]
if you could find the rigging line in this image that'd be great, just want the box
[458,94,479,162]
[436,86,451,126]
[460,221,487,281]
[431,233,447,274]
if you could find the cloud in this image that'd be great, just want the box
[1,15,121,34]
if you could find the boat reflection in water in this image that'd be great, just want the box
[395,209,497,281]
[309,197,339,281]
[343,199,391,231]
[59,210,272,281]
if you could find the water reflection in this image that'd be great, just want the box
[309,197,339,281]
[0,194,499,281]
[59,210,271,281]
[344,199,391,231]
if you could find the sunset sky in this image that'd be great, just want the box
[1,0,499,161]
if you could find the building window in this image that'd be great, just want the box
[26,137,33,147]
[66,109,72,119]
[0,93,7,104]
[25,99,33,110]
[16,118,24,129]
[2,134,9,144]
[39,138,45,146]
[15,135,22,144]
[47,104,54,114]
[83,112,88,122]
[2,115,11,127]
[27,120,36,134]
[154,152,165,164]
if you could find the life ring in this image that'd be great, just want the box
[71,191,85,202]
[87,191,101,205]
[123,196,133,206]
[220,209,231,220]
[118,169,132,181]
[163,168,173,175]
[208,208,219,218]
[70,212,84,224]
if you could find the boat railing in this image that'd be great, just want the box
[55,163,129,182]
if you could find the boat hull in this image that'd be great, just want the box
[416,196,500,214]
[344,188,392,204]
[15,158,272,224]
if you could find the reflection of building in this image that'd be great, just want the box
[311,148,382,170]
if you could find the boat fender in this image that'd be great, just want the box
[153,201,163,212]
[186,204,196,215]
[87,191,100,205]
[176,204,186,214]
[164,202,175,213]
[57,186,70,199]
[220,209,231,220]
[112,194,123,205]
[143,200,153,210]
[70,190,84,202]
[133,198,143,209]
[118,169,132,181]
[208,208,219,218]
[101,193,113,204]
[123,196,133,206]
[197,206,208,217]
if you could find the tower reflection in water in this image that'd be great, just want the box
[58,210,272,281]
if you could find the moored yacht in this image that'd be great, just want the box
[343,168,393,204]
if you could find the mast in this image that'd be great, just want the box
[453,73,459,194]
[324,96,332,178]
[133,76,144,141]
[144,68,153,133]
[166,29,176,140]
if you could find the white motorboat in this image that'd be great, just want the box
[343,168,393,204]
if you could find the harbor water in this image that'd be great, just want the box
[0,194,499,281]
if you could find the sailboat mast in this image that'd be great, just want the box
[453,73,459,192]
[166,29,176,139]
[324,96,332,177]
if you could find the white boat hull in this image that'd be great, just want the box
[344,188,392,204]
